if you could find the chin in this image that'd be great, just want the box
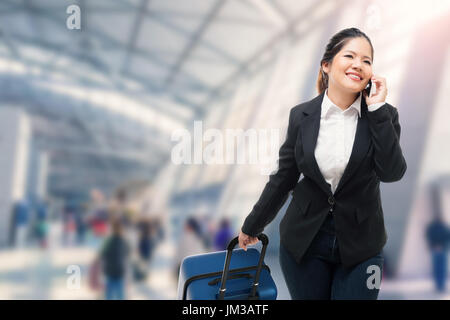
[340,80,362,92]
[341,85,362,94]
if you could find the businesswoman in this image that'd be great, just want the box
[238,27,407,300]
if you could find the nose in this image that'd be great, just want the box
[352,59,363,70]
[352,64,362,71]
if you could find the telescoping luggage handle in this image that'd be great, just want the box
[218,233,268,300]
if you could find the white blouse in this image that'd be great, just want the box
[314,89,384,194]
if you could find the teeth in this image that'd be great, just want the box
[347,74,361,80]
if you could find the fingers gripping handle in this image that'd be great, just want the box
[228,233,268,251]
[219,234,269,300]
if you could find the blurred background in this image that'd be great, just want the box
[0,0,450,300]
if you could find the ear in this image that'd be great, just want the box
[322,61,330,74]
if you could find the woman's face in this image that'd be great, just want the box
[322,37,373,94]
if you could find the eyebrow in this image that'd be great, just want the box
[343,50,372,61]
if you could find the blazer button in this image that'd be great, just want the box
[328,196,335,205]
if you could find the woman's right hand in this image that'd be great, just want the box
[238,229,259,251]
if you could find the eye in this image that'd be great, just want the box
[345,55,371,65]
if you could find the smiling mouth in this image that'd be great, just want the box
[346,73,362,81]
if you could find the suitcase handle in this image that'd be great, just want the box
[208,273,252,286]
[218,233,268,300]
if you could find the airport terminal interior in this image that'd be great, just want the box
[1,0,450,299]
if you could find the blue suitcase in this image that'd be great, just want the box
[177,233,277,300]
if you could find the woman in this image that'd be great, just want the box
[238,28,407,300]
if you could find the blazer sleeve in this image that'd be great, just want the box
[241,107,301,237]
[366,103,407,182]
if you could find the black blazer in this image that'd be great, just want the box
[241,91,407,268]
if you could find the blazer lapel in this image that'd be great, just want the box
[334,97,371,196]
[299,91,371,197]
[299,92,332,196]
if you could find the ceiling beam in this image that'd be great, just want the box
[120,0,150,74]
[198,0,347,110]
[163,0,225,89]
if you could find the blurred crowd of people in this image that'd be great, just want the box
[9,198,50,249]
[90,216,165,300]
[91,213,236,300]
[8,187,166,300]
[7,185,241,300]
[85,188,165,300]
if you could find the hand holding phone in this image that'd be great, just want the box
[364,76,388,105]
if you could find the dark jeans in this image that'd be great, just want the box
[279,212,384,300]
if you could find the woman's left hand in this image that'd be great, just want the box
[363,75,388,105]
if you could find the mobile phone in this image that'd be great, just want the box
[364,79,372,97]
